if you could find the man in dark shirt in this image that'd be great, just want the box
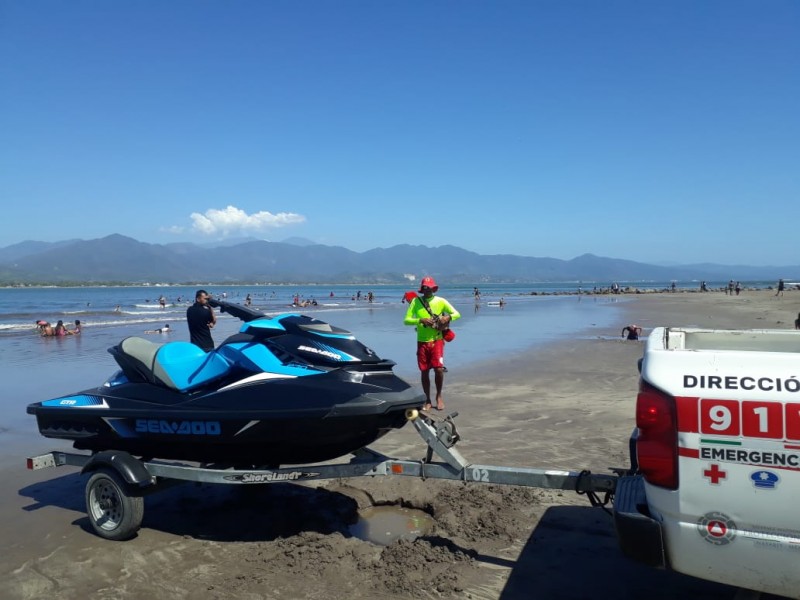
[186,289,216,351]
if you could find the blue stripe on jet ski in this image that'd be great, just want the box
[42,394,106,408]
[272,312,300,320]
[305,330,356,340]
[240,318,287,334]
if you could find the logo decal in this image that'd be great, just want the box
[750,470,780,490]
[42,395,109,409]
[222,471,320,483]
[298,345,343,361]
[697,511,737,546]
[134,419,221,435]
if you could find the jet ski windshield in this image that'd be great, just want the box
[263,313,383,367]
[296,320,351,336]
[209,301,386,368]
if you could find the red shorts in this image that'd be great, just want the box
[417,340,445,371]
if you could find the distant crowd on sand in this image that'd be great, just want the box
[37,319,81,337]
[565,278,795,297]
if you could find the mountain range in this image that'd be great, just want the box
[0,234,795,285]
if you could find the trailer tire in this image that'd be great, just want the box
[85,467,144,541]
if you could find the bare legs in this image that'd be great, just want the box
[420,367,446,411]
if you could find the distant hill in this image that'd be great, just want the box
[199,236,265,248]
[0,239,82,263]
[0,234,796,285]
[280,236,317,247]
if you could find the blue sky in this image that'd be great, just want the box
[1,1,798,266]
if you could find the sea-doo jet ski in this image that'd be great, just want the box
[27,300,425,466]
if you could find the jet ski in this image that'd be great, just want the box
[27,299,425,467]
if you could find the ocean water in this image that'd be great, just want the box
[0,280,774,335]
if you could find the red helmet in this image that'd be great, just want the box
[419,276,438,293]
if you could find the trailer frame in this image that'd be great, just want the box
[26,410,622,540]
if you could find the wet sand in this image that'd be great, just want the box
[2,289,797,599]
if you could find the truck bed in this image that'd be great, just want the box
[664,327,800,353]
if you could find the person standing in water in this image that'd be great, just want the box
[622,324,643,340]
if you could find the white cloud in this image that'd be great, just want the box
[162,225,185,234]
[188,205,306,237]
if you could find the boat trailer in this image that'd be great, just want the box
[26,410,624,540]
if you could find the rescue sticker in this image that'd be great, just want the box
[750,470,780,490]
[697,511,737,546]
[702,463,727,484]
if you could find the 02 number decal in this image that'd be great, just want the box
[471,468,489,482]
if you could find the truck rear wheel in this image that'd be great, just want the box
[85,467,144,540]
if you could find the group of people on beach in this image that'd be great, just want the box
[37,319,81,337]
[724,280,743,295]
[291,295,319,307]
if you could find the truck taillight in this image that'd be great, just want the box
[636,381,678,490]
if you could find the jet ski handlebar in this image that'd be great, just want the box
[208,298,266,323]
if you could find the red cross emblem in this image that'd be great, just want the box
[703,464,727,485]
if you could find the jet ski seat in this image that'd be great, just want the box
[110,337,232,392]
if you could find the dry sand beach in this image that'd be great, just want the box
[2,289,797,600]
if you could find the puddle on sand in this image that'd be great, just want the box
[348,505,435,545]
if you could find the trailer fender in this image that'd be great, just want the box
[81,451,154,489]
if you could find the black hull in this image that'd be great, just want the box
[28,380,424,467]
[33,410,413,466]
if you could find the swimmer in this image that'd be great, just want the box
[621,324,643,340]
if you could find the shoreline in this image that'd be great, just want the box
[2,289,799,599]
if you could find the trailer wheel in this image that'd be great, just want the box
[85,468,144,540]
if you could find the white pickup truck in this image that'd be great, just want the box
[614,327,800,598]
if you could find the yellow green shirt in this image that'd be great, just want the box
[404,295,461,342]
